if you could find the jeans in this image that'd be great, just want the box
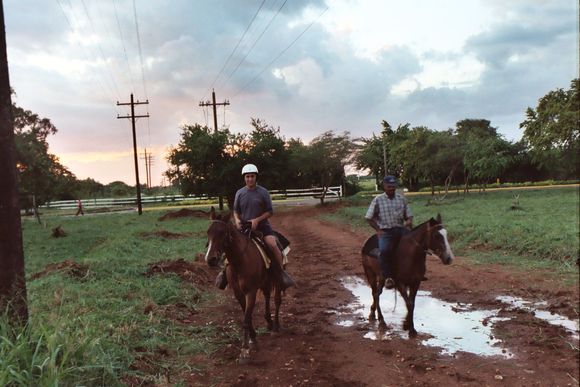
[378,227,406,278]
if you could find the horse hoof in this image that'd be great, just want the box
[368,314,376,322]
[378,320,386,328]
[249,340,259,351]
[402,321,409,331]
[238,349,251,364]
[409,330,417,338]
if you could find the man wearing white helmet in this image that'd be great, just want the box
[216,163,296,290]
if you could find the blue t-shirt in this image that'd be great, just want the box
[233,185,273,226]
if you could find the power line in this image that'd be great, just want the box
[202,0,267,100]
[54,0,118,110]
[79,0,122,99]
[232,6,329,99]
[132,0,148,99]
[113,0,136,93]
[217,0,288,91]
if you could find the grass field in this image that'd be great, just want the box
[322,186,579,276]
[2,209,221,386]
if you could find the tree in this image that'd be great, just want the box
[0,2,28,323]
[308,131,354,203]
[12,102,75,210]
[521,78,579,178]
[165,124,235,205]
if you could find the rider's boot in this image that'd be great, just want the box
[215,269,227,290]
[280,269,296,290]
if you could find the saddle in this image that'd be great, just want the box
[241,223,290,266]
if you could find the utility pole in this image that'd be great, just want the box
[117,93,149,215]
[148,153,154,188]
[141,148,150,189]
[199,89,230,132]
[141,150,154,189]
[0,0,28,324]
[198,89,230,210]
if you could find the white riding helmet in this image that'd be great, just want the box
[241,163,259,175]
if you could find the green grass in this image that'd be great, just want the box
[1,207,230,385]
[324,186,579,277]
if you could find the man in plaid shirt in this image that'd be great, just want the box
[365,175,413,289]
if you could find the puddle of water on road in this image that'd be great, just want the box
[496,295,580,340]
[338,276,514,358]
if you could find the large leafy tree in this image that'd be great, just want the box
[308,131,354,203]
[165,124,235,204]
[12,102,76,209]
[521,78,579,178]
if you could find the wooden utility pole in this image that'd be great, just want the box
[199,89,229,132]
[141,149,155,189]
[199,89,230,210]
[0,0,28,323]
[141,148,150,189]
[117,94,149,215]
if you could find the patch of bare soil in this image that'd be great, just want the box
[158,208,210,221]
[143,206,578,387]
[30,260,89,280]
[51,226,67,238]
[145,258,214,287]
[139,230,193,239]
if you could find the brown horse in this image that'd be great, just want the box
[361,214,454,337]
[204,207,282,363]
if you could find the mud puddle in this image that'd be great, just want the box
[337,276,513,358]
[496,295,579,340]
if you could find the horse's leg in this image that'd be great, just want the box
[406,282,421,338]
[273,284,282,332]
[374,280,385,326]
[263,284,274,331]
[239,290,258,364]
[246,290,258,348]
[363,260,377,321]
[396,284,412,331]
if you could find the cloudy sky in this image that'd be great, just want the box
[5,0,578,186]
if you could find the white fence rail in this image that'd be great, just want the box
[41,186,342,210]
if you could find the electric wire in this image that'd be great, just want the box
[54,0,119,113]
[79,0,122,99]
[202,0,267,101]
[231,6,329,99]
[113,0,136,94]
[217,0,288,91]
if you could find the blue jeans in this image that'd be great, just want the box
[378,227,406,278]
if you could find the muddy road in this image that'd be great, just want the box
[186,207,579,386]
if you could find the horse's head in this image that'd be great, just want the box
[205,207,232,267]
[427,213,454,265]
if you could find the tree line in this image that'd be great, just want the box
[13,78,578,208]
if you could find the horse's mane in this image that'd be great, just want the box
[409,217,438,232]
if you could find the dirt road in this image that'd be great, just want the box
[186,207,579,386]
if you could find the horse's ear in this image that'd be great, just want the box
[209,206,216,220]
[222,211,231,223]
[436,213,442,223]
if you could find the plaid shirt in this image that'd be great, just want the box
[365,192,412,229]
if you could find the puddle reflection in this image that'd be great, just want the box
[339,276,513,358]
[496,295,579,340]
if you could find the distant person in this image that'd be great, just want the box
[365,175,413,289]
[75,199,84,216]
[215,163,296,290]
